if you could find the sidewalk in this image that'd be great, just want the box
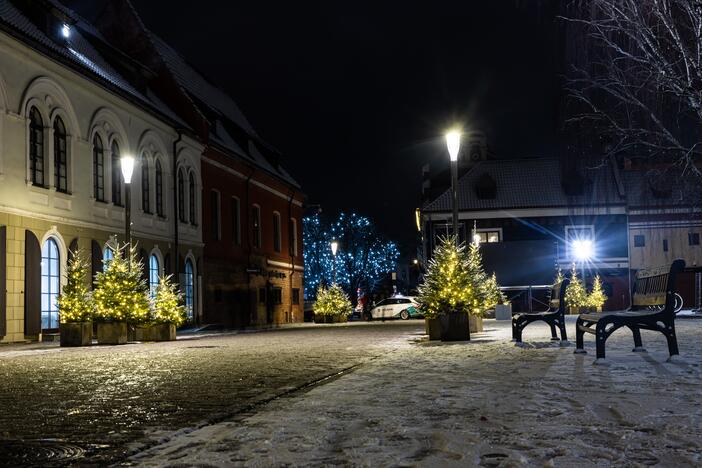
[130,317,702,466]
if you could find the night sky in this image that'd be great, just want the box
[67,1,561,254]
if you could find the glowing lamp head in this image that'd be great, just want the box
[120,155,135,184]
[445,131,461,162]
[572,239,593,261]
[330,240,339,256]
[473,233,482,245]
[61,24,71,39]
[413,259,418,265]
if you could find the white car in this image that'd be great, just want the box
[369,296,420,320]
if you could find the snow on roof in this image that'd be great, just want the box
[423,157,625,213]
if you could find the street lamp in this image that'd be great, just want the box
[572,239,593,283]
[330,240,339,284]
[446,130,461,245]
[120,155,135,249]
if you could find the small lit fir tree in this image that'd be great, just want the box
[483,272,507,310]
[417,236,474,318]
[313,284,353,317]
[553,268,565,286]
[467,242,490,316]
[587,274,608,310]
[93,244,150,323]
[57,250,93,323]
[564,265,588,309]
[151,275,187,326]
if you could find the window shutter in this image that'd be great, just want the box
[24,230,41,336]
[0,226,6,337]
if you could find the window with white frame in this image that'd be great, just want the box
[273,212,281,252]
[252,204,261,248]
[289,218,298,256]
[476,229,501,243]
[149,254,160,296]
[29,107,45,187]
[53,116,68,193]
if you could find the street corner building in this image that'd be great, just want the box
[420,154,702,312]
[0,0,303,343]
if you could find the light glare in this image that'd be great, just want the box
[572,239,593,261]
[330,240,338,256]
[121,155,135,184]
[61,24,71,38]
[446,131,461,161]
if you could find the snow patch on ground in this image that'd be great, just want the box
[131,318,702,466]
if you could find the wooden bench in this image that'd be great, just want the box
[575,259,685,360]
[512,279,570,343]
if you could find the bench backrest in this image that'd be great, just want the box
[549,278,570,314]
[631,259,685,311]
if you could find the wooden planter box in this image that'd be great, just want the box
[314,314,347,323]
[469,315,484,333]
[135,323,177,341]
[425,317,441,341]
[59,322,92,347]
[97,322,128,345]
[440,312,470,341]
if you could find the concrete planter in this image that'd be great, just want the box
[495,304,512,321]
[97,322,128,345]
[469,315,484,333]
[425,317,441,341]
[135,323,176,341]
[439,312,470,341]
[59,322,92,347]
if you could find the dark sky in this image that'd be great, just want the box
[69,1,561,254]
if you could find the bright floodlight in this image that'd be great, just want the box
[61,24,71,38]
[330,240,339,256]
[446,131,461,162]
[572,239,593,261]
[473,233,482,245]
[120,155,135,184]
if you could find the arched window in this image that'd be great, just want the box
[111,141,122,206]
[155,159,164,217]
[141,155,150,213]
[184,259,194,320]
[189,172,196,225]
[103,246,114,265]
[29,107,44,187]
[41,238,60,330]
[178,168,186,222]
[53,117,67,192]
[149,254,160,296]
[93,134,105,201]
[273,212,281,252]
[289,218,298,256]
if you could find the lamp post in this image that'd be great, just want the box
[330,240,339,284]
[120,155,135,250]
[446,131,461,245]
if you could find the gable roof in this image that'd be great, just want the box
[423,157,625,212]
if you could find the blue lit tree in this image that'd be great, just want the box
[303,212,399,300]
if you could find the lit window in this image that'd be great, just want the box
[184,259,194,320]
[29,107,44,187]
[53,117,68,192]
[93,134,105,201]
[149,254,160,296]
[103,247,114,265]
[41,238,60,330]
[477,230,500,243]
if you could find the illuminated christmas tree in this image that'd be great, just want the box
[564,265,588,309]
[313,284,353,317]
[93,244,150,324]
[553,268,564,286]
[57,249,93,323]
[587,274,607,310]
[483,272,507,310]
[467,243,490,315]
[151,275,187,326]
[417,236,474,318]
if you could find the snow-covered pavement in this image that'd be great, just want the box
[131,317,702,466]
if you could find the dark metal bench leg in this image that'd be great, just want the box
[549,322,559,341]
[574,317,586,354]
[558,319,568,341]
[595,321,608,360]
[663,320,679,357]
[629,326,645,352]
[512,316,522,343]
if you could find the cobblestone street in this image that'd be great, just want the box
[0,322,423,465]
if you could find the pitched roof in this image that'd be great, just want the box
[423,157,625,212]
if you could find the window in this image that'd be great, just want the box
[289,218,298,256]
[53,117,67,192]
[272,287,282,305]
[663,239,669,252]
[477,230,500,243]
[184,259,194,320]
[189,172,196,224]
[178,168,186,222]
[103,246,114,265]
[689,233,700,246]
[252,205,262,248]
[292,288,300,305]
[210,190,221,241]
[29,107,44,187]
[111,141,122,205]
[93,134,105,201]
[273,212,281,252]
[149,254,160,296]
[634,235,645,247]
[141,155,150,213]
[41,238,60,330]
[259,287,266,304]
[232,197,241,245]
[155,159,164,217]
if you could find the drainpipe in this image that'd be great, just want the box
[173,131,183,283]
[288,189,296,323]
